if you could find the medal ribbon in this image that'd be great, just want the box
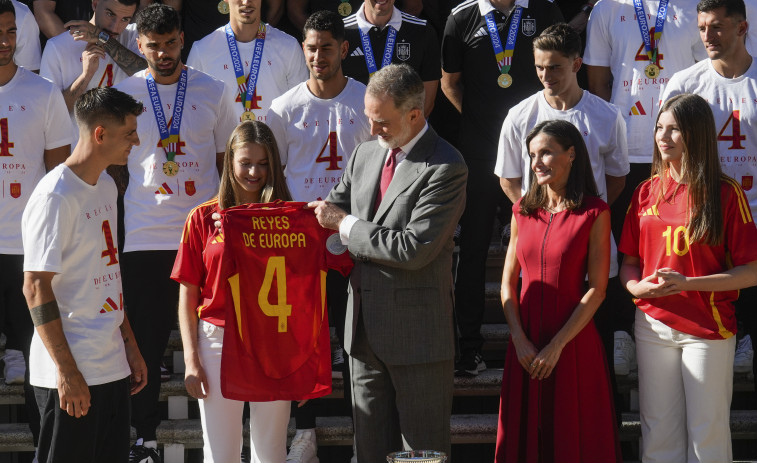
[485,7,522,76]
[225,23,267,112]
[632,0,669,64]
[146,66,188,162]
[359,25,397,77]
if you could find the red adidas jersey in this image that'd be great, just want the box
[619,174,757,339]
[219,201,353,401]
[171,197,230,327]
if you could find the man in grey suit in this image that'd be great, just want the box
[309,64,467,462]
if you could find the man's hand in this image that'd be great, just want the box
[81,43,104,78]
[65,20,100,45]
[57,369,91,418]
[125,343,148,395]
[306,201,347,230]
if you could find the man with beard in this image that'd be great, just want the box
[187,0,308,124]
[113,4,236,461]
[266,10,371,462]
[40,0,147,144]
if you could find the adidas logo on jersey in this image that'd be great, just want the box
[351,48,365,57]
[474,26,488,38]
[155,182,174,195]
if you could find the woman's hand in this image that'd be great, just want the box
[627,272,681,299]
[184,355,208,399]
[655,267,689,291]
[530,341,564,380]
[511,334,539,373]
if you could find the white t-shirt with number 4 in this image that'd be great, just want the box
[22,165,130,388]
[266,78,372,202]
[187,24,308,123]
[661,58,757,217]
[584,0,705,163]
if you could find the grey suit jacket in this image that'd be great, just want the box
[326,126,467,365]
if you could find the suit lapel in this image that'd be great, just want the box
[373,128,437,222]
[357,143,387,221]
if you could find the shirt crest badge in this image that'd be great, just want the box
[743,176,753,191]
[396,42,411,61]
[522,18,536,36]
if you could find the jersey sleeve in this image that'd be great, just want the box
[265,98,290,167]
[186,42,204,72]
[22,192,70,273]
[44,85,74,150]
[284,35,309,90]
[171,206,208,286]
[441,12,463,73]
[583,3,611,67]
[659,71,685,105]
[721,179,757,266]
[324,231,354,276]
[40,40,66,91]
[493,113,523,179]
[214,83,239,153]
[602,106,630,177]
[15,6,41,71]
[618,183,644,258]
[418,25,442,81]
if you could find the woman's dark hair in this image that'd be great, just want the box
[218,121,291,208]
[519,120,598,215]
[652,93,725,245]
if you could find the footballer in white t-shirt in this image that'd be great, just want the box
[187,23,308,123]
[584,0,705,162]
[115,67,237,252]
[0,67,72,254]
[267,77,371,202]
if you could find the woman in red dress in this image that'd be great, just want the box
[496,120,621,462]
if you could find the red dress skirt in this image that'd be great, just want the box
[496,197,621,463]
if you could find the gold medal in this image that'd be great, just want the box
[645,63,660,79]
[497,73,513,89]
[241,111,255,122]
[218,1,229,14]
[163,161,179,177]
[338,2,352,16]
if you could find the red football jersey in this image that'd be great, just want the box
[171,198,230,327]
[619,174,757,339]
[220,201,353,401]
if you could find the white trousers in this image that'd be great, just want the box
[635,310,736,463]
[197,320,290,463]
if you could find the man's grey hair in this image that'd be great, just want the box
[366,64,425,113]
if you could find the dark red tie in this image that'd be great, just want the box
[376,147,401,210]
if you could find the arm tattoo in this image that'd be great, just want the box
[103,38,147,76]
[30,300,61,327]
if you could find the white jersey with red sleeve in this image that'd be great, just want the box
[0,67,72,254]
[266,78,372,202]
[186,24,308,123]
[219,201,353,401]
[661,58,757,218]
[619,174,757,339]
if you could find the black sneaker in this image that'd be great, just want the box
[455,350,486,376]
[130,439,161,463]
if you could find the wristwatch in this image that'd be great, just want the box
[97,30,110,45]
[581,3,593,14]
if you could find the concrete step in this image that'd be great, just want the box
[2,411,756,452]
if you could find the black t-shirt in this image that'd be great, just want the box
[53,0,92,22]
[342,8,441,85]
[442,0,563,160]
[181,1,229,61]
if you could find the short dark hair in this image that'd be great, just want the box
[520,120,599,215]
[533,23,582,58]
[135,3,181,36]
[115,0,139,6]
[697,0,746,21]
[303,10,345,41]
[74,87,144,130]
[0,0,15,17]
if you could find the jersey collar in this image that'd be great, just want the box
[478,0,529,16]
[357,3,403,33]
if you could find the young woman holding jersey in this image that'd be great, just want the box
[619,93,757,462]
[172,121,292,463]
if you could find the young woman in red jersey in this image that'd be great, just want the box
[619,93,757,462]
[496,120,621,462]
[171,121,292,462]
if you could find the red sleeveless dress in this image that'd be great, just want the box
[495,196,621,463]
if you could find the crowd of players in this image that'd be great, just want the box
[2,0,757,461]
